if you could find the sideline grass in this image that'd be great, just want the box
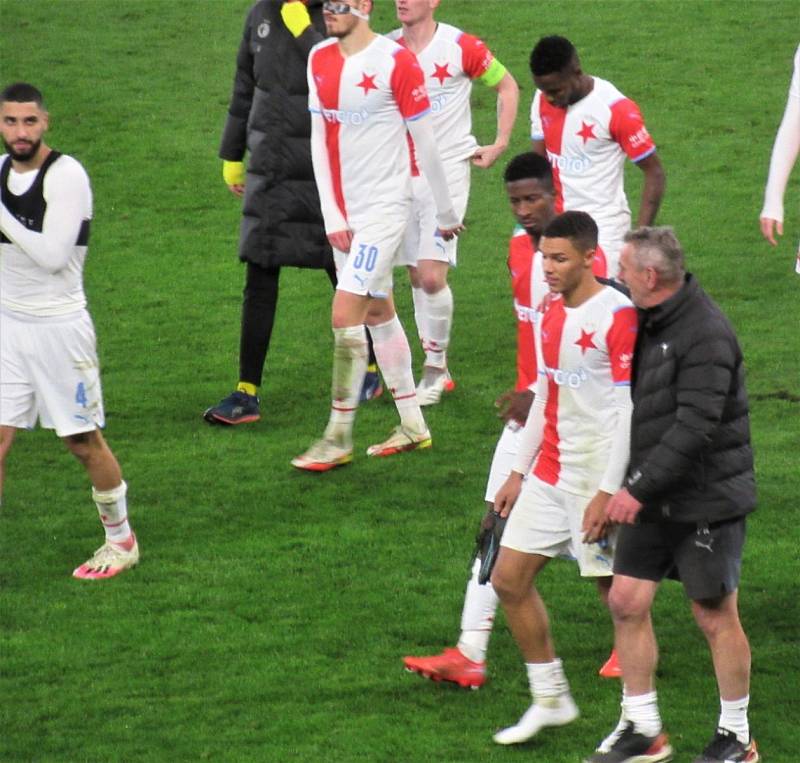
[1,1,798,761]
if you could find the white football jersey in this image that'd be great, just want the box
[308,35,430,225]
[0,153,92,317]
[532,285,637,497]
[388,22,496,165]
[530,77,656,264]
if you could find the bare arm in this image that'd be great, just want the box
[473,72,520,169]
[635,152,666,226]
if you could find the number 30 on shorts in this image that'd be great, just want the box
[352,243,378,272]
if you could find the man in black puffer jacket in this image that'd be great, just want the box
[204,0,378,426]
[587,228,759,763]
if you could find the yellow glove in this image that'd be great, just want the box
[222,160,245,186]
[281,1,311,38]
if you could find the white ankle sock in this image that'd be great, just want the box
[525,658,570,703]
[92,481,131,544]
[622,690,662,738]
[325,325,368,445]
[719,695,750,744]
[369,315,426,432]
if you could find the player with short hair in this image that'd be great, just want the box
[488,210,638,746]
[292,0,462,471]
[403,160,617,691]
[529,35,665,277]
[760,43,800,273]
[0,82,138,579]
[389,0,519,403]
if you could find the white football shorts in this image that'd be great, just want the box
[333,214,407,298]
[0,308,105,437]
[501,474,614,577]
[396,160,470,268]
[484,421,523,503]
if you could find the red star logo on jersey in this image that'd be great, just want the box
[356,73,378,95]
[576,121,596,144]
[575,329,597,354]
[432,63,452,85]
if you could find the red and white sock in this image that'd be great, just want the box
[422,285,452,369]
[92,481,131,545]
[325,325,368,445]
[369,315,426,433]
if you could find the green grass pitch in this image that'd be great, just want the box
[1,1,798,761]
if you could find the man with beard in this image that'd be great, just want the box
[0,82,139,579]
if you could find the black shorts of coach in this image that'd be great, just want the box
[613,517,747,601]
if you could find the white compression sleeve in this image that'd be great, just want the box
[0,158,90,273]
[405,116,459,230]
[598,384,633,494]
[761,49,800,221]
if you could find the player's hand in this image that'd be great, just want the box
[472,142,506,169]
[759,216,783,246]
[223,160,246,197]
[280,1,311,38]
[582,490,611,543]
[495,389,534,425]
[327,229,353,253]
[436,223,465,241]
[605,487,643,525]
[493,471,523,518]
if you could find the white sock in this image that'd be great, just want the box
[525,658,570,705]
[92,481,131,544]
[325,325,367,445]
[457,558,499,662]
[719,695,750,744]
[411,285,427,349]
[369,315,426,432]
[622,690,662,738]
[422,285,452,369]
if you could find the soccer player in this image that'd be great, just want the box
[760,43,800,274]
[489,211,637,746]
[292,0,462,471]
[588,228,757,763]
[403,156,616,690]
[204,0,382,427]
[529,35,665,277]
[0,83,138,579]
[389,0,519,404]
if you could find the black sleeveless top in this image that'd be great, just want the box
[0,151,90,245]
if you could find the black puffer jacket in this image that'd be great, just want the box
[219,0,332,269]
[625,274,756,523]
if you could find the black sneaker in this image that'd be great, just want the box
[585,722,673,762]
[693,728,759,762]
[203,391,260,425]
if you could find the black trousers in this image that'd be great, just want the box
[238,261,376,387]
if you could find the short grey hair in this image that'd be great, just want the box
[623,226,685,284]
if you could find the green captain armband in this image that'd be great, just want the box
[479,58,507,88]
